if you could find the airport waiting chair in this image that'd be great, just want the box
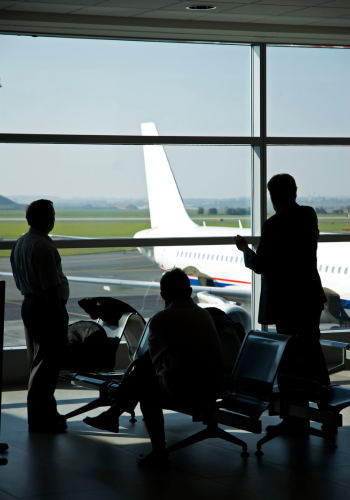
[61,324,299,458]
[60,311,146,421]
[61,306,350,459]
[251,336,350,455]
[165,330,300,458]
[60,305,243,421]
[319,338,350,375]
[257,366,350,455]
[165,332,350,457]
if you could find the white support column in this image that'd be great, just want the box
[251,44,267,331]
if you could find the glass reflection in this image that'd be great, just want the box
[2,245,252,347]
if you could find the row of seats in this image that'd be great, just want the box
[60,310,350,457]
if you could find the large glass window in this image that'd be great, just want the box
[2,244,252,347]
[0,143,251,244]
[0,36,251,136]
[267,146,350,233]
[267,46,350,137]
[266,242,350,334]
[0,142,252,345]
[1,36,349,351]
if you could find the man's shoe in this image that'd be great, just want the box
[136,450,170,468]
[29,421,67,434]
[83,412,120,433]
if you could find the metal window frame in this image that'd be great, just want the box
[1,41,350,332]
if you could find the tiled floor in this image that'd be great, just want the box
[1,372,350,500]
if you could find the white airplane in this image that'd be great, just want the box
[134,123,251,291]
[2,122,349,330]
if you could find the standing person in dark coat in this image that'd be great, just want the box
[11,200,69,433]
[234,174,329,386]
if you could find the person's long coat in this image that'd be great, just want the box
[244,201,325,325]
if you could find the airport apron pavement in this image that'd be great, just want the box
[0,250,163,347]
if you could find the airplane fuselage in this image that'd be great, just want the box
[135,225,350,312]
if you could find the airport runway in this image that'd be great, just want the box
[0,250,163,347]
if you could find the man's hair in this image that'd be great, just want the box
[267,174,297,204]
[26,199,55,230]
[160,268,191,302]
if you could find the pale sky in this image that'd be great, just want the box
[0,36,349,201]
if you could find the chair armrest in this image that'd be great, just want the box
[320,340,350,349]
[320,339,350,374]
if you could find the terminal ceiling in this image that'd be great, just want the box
[0,0,350,44]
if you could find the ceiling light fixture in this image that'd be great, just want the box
[186,5,216,10]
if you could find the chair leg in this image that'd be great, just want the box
[256,420,293,455]
[166,427,212,455]
[166,423,249,457]
[256,428,283,456]
[306,425,337,449]
[257,420,338,455]
[63,397,112,420]
[215,426,249,457]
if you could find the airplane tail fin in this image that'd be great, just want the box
[239,220,243,230]
[141,123,197,230]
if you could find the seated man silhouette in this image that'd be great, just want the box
[84,268,224,466]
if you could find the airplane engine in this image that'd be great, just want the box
[321,287,350,328]
[137,246,155,263]
[197,291,251,333]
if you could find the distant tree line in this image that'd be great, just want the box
[225,207,251,215]
[197,207,250,215]
[315,207,328,214]
[315,205,350,215]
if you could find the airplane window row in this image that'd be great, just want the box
[176,251,244,264]
[318,265,348,275]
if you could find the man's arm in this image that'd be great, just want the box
[148,315,169,376]
[33,247,66,320]
[233,221,271,275]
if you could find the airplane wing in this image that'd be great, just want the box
[49,234,96,240]
[0,272,251,301]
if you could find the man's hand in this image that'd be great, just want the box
[233,235,249,252]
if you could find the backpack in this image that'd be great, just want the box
[205,307,246,392]
[64,320,119,372]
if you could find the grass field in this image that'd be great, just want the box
[0,220,151,257]
[0,216,249,258]
[0,209,251,219]
[0,209,348,258]
[0,209,151,219]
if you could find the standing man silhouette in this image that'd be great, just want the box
[234,174,329,386]
[11,200,69,433]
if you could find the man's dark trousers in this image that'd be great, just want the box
[276,308,330,387]
[22,294,68,426]
[108,352,218,450]
[110,352,169,451]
